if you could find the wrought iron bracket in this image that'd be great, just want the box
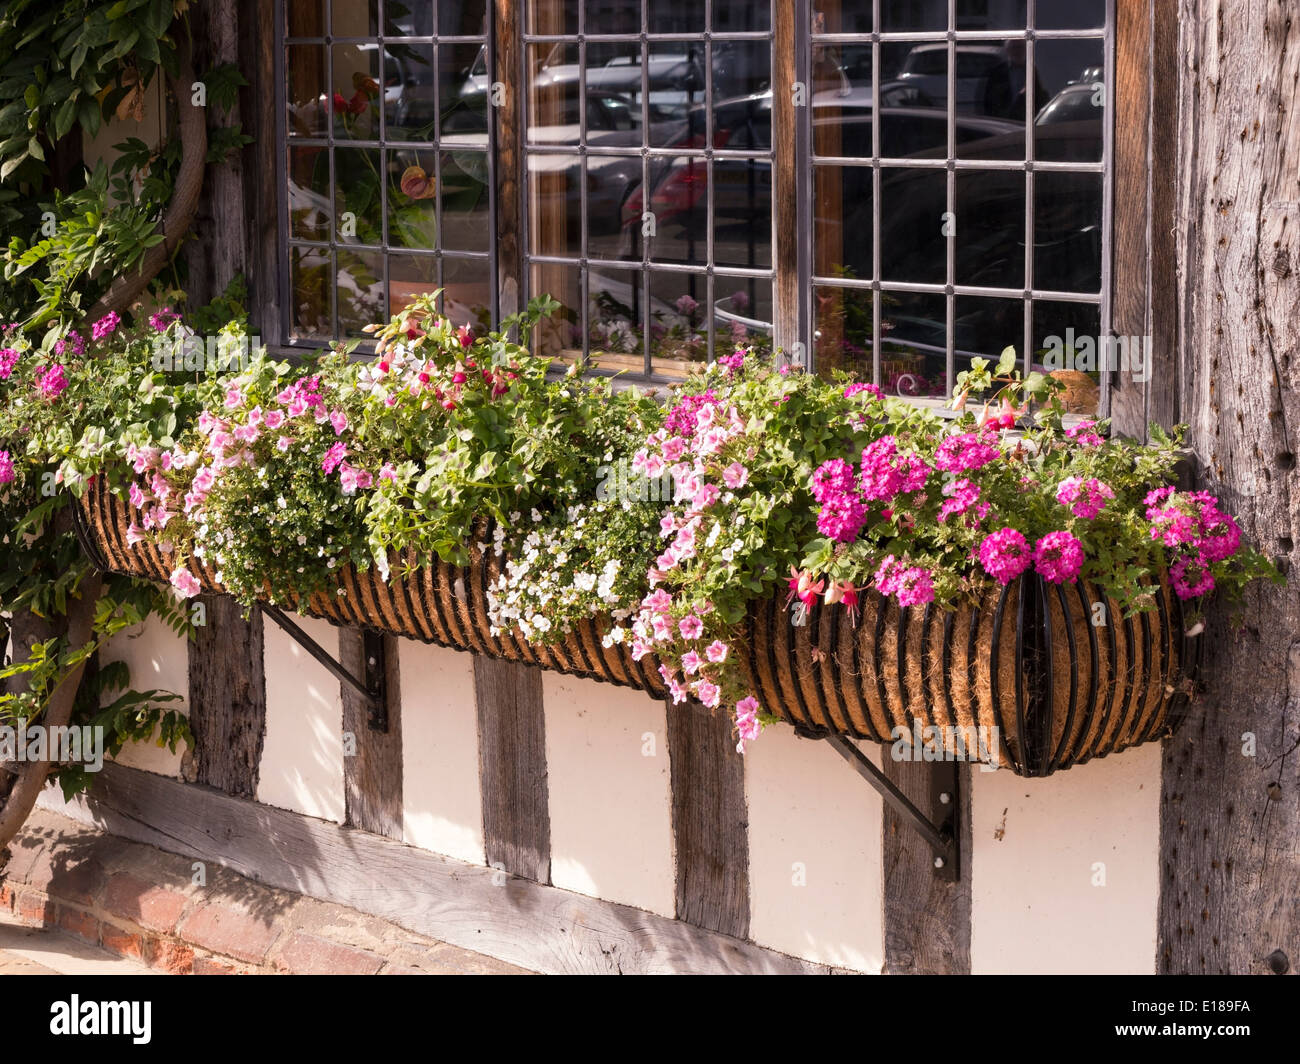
[796,726,960,881]
[261,605,388,732]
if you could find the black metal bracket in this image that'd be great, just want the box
[797,727,960,881]
[261,605,388,732]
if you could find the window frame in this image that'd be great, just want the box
[266,0,1124,416]
[273,0,498,351]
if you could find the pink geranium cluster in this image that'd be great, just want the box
[843,381,883,401]
[90,312,120,342]
[976,526,1085,585]
[662,389,721,439]
[0,449,14,485]
[874,554,935,607]
[34,363,68,400]
[809,435,933,546]
[123,442,196,546]
[1055,476,1114,520]
[53,331,85,358]
[149,307,180,332]
[934,428,1002,473]
[1066,420,1105,447]
[1144,487,1242,599]
[938,477,989,526]
[810,458,868,542]
[0,347,18,380]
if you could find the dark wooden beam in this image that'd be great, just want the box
[881,760,972,974]
[339,631,403,840]
[188,596,266,799]
[667,699,750,939]
[39,763,834,974]
[475,657,551,884]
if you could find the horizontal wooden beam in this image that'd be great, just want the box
[37,763,837,975]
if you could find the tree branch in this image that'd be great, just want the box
[85,33,207,324]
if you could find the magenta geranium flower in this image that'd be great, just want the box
[979,527,1032,585]
[1033,531,1085,584]
[0,449,14,485]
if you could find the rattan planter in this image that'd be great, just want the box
[75,481,1196,777]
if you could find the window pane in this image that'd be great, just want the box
[333,147,384,245]
[715,0,769,33]
[955,170,1026,290]
[331,0,379,38]
[881,290,949,397]
[714,276,774,362]
[442,256,494,331]
[290,246,333,338]
[813,1,872,35]
[288,146,332,239]
[386,147,438,250]
[649,271,709,370]
[439,42,489,142]
[814,164,873,280]
[332,43,382,140]
[527,44,580,144]
[650,4,705,35]
[587,0,639,35]
[286,45,327,137]
[1034,171,1103,294]
[383,43,435,141]
[589,268,647,373]
[440,150,491,253]
[1032,300,1104,414]
[527,0,578,36]
[879,168,947,285]
[956,296,1025,371]
[880,0,946,32]
[1033,39,1104,163]
[530,262,584,359]
[814,285,875,378]
[336,248,385,333]
[528,154,584,258]
[388,254,438,318]
[1037,0,1105,31]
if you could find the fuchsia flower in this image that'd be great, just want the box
[457,324,474,349]
[978,527,1032,585]
[1033,531,1085,584]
